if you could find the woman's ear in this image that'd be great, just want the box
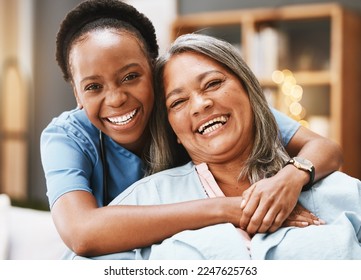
[72,83,83,109]
[76,101,83,109]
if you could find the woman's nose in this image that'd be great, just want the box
[104,88,127,107]
[190,94,213,116]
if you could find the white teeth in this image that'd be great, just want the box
[201,123,223,134]
[198,116,228,135]
[107,109,137,125]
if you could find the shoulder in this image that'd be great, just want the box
[302,171,361,200]
[271,107,300,145]
[298,171,361,222]
[41,109,98,146]
[110,162,206,205]
[40,109,100,161]
[134,162,196,184]
[43,109,96,136]
[314,171,360,188]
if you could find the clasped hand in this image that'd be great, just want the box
[237,176,325,235]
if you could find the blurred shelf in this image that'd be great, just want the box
[172,3,361,178]
[259,70,331,87]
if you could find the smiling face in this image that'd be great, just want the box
[163,51,255,165]
[69,28,154,153]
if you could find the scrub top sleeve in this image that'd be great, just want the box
[40,124,94,208]
[271,108,300,146]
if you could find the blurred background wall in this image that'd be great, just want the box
[0,0,360,209]
[178,0,361,13]
[0,0,82,208]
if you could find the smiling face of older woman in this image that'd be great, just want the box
[163,51,255,166]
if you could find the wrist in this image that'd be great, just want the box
[276,165,305,193]
[285,157,315,191]
[213,197,242,226]
[283,164,310,191]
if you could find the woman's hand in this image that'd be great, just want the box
[239,164,307,235]
[282,203,325,228]
[237,125,342,235]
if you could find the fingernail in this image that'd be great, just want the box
[318,219,326,225]
[240,199,246,209]
[301,222,309,226]
[313,220,320,225]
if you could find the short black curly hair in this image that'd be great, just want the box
[56,0,159,82]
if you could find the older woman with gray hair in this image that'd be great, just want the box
[152,33,326,235]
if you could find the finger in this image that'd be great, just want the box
[240,184,255,209]
[293,213,314,224]
[305,212,326,224]
[292,212,325,225]
[298,210,317,220]
[281,214,325,229]
[282,220,309,228]
[268,210,289,232]
[239,196,259,230]
[245,199,275,234]
[240,197,247,209]
[256,205,280,233]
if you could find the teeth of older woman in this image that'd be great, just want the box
[202,123,223,134]
[108,109,137,125]
[198,116,228,134]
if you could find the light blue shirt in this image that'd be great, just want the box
[71,163,361,260]
[108,163,361,260]
[40,108,299,209]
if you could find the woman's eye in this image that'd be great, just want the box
[123,73,139,82]
[169,99,185,109]
[84,84,102,91]
[205,79,222,90]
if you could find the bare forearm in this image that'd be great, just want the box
[83,199,230,255]
[53,192,242,257]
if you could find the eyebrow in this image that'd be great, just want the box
[165,70,223,101]
[165,88,183,102]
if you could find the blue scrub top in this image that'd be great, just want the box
[40,107,299,209]
[40,109,144,208]
[271,108,300,146]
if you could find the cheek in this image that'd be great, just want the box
[168,113,182,134]
[146,88,155,104]
[168,112,190,139]
[139,76,154,103]
[73,87,86,107]
[141,89,155,115]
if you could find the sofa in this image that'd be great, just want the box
[0,193,67,260]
